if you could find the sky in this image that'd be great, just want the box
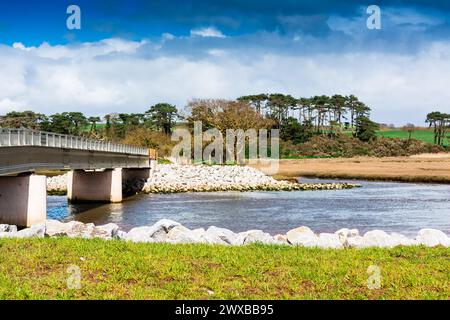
[0,0,449,125]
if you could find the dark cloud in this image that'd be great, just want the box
[1,0,449,53]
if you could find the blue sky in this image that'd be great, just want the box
[0,0,449,124]
[1,0,449,50]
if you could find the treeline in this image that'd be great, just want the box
[0,93,377,144]
[1,94,447,158]
[237,94,371,129]
[191,94,379,143]
[0,103,178,141]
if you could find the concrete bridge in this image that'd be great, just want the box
[0,128,155,227]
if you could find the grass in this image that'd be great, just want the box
[341,128,446,146]
[0,238,448,300]
[376,129,439,145]
[157,158,173,164]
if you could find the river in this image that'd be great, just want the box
[47,178,450,236]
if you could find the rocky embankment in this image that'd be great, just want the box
[143,164,357,193]
[46,164,358,194]
[1,220,448,249]
[47,174,68,195]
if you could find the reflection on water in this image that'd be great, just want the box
[47,178,450,236]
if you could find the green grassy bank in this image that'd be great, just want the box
[340,128,443,146]
[376,129,439,145]
[0,238,448,300]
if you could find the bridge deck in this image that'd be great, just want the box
[0,128,150,176]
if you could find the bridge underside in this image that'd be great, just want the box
[0,146,150,176]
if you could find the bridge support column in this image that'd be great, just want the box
[68,168,123,203]
[0,174,47,227]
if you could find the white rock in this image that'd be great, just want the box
[234,232,248,245]
[167,225,202,244]
[153,219,180,231]
[273,234,289,245]
[6,217,443,250]
[192,228,206,238]
[0,224,18,233]
[416,229,450,247]
[62,222,110,239]
[45,220,110,239]
[116,230,127,240]
[45,220,72,237]
[124,226,157,243]
[236,230,276,245]
[150,219,181,241]
[390,233,418,246]
[335,228,359,244]
[362,230,397,248]
[125,219,181,243]
[96,223,120,239]
[14,224,46,238]
[0,232,12,238]
[317,233,343,249]
[46,173,68,192]
[202,226,237,245]
[142,164,301,193]
[346,235,365,248]
[286,226,318,247]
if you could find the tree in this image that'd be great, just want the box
[67,112,88,135]
[88,116,101,135]
[310,95,330,134]
[188,99,273,132]
[146,103,178,135]
[267,94,297,127]
[354,101,371,118]
[402,123,415,142]
[237,94,268,115]
[0,111,47,130]
[330,94,346,125]
[297,97,313,123]
[354,116,379,142]
[345,95,360,127]
[426,111,450,146]
[188,99,275,162]
[44,112,88,135]
[104,113,121,139]
[281,117,314,144]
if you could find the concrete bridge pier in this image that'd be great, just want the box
[68,167,151,203]
[68,168,123,203]
[0,174,47,227]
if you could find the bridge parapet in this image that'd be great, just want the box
[0,128,148,156]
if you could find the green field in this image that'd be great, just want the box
[342,128,446,146]
[0,238,448,300]
[376,129,438,144]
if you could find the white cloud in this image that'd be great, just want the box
[190,27,226,38]
[162,33,175,41]
[0,38,449,125]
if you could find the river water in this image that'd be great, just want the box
[47,178,450,236]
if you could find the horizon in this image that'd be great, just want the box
[0,1,449,125]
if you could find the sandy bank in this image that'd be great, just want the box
[251,153,450,183]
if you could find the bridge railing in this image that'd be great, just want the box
[0,128,148,156]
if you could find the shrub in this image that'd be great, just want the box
[121,127,175,157]
[281,134,445,158]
